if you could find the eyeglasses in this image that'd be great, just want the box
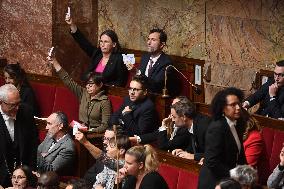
[2,100,21,109]
[226,102,241,108]
[11,175,26,180]
[274,72,284,78]
[128,87,143,93]
[99,40,111,45]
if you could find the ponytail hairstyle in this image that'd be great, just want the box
[126,144,159,173]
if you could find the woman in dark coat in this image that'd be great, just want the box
[198,87,247,189]
[65,11,128,86]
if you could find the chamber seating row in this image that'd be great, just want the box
[0,56,283,188]
[18,76,284,187]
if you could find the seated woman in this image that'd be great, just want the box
[243,115,263,168]
[65,11,128,86]
[6,165,37,189]
[267,146,284,188]
[48,57,111,132]
[75,131,131,189]
[117,145,168,189]
[4,63,39,116]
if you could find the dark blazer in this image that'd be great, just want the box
[122,171,169,189]
[0,104,38,187]
[198,117,247,189]
[37,134,76,175]
[139,52,172,93]
[158,127,191,152]
[109,96,159,136]
[71,29,128,87]
[185,113,211,161]
[246,78,284,118]
[20,84,39,116]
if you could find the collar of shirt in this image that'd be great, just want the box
[54,134,67,143]
[0,106,15,121]
[188,122,194,134]
[150,54,162,64]
[225,117,237,128]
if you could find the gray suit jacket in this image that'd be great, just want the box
[267,165,284,189]
[37,134,76,175]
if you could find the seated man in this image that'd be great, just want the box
[37,111,76,175]
[109,75,159,136]
[243,60,284,119]
[129,96,189,145]
[127,28,172,94]
[166,102,211,161]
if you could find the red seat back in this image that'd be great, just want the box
[52,86,79,122]
[31,82,56,117]
[109,95,124,112]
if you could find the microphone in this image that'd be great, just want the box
[162,65,202,98]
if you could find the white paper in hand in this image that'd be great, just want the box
[122,54,135,65]
[48,47,54,57]
[67,7,71,17]
[73,123,79,135]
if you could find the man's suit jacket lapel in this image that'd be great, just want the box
[140,54,151,74]
[45,135,68,157]
[148,53,165,78]
[41,136,54,153]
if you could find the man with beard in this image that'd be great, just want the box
[243,60,284,119]
[127,28,172,94]
[109,75,159,136]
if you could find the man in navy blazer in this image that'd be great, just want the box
[243,60,284,119]
[0,84,38,187]
[37,111,75,176]
[138,28,173,94]
[109,75,159,136]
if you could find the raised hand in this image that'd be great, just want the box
[269,83,279,97]
[46,47,62,71]
[65,6,77,33]
[75,130,87,144]
[65,7,72,25]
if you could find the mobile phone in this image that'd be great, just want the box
[67,7,71,17]
[48,46,54,57]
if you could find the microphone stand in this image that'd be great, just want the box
[162,65,202,98]
[113,125,119,189]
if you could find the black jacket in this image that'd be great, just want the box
[198,117,247,189]
[109,96,159,136]
[0,104,38,187]
[71,29,128,87]
[246,78,284,118]
[139,52,172,94]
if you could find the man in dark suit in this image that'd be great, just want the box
[138,28,172,94]
[198,87,247,189]
[37,111,76,175]
[160,101,210,161]
[109,75,159,136]
[243,60,284,119]
[0,84,38,187]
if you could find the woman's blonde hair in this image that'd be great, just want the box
[243,116,262,141]
[126,144,159,173]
